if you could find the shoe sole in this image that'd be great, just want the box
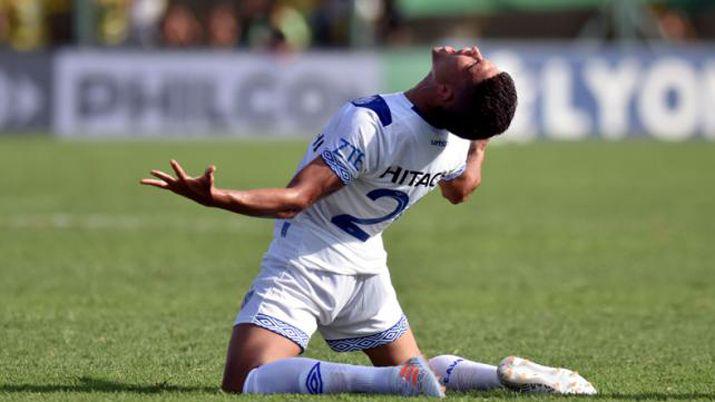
[497,356,597,395]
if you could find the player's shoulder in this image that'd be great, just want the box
[348,94,394,128]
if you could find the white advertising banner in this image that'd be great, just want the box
[384,44,715,141]
[55,51,381,137]
[52,45,715,140]
[486,46,715,142]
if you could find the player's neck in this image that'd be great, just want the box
[405,78,447,130]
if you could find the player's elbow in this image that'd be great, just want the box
[283,188,316,216]
[441,184,470,204]
[446,190,471,204]
[444,177,481,204]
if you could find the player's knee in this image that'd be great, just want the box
[220,373,243,393]
[221,363,259,393]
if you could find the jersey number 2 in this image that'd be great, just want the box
[331,188,409,242]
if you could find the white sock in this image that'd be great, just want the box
[243,357,399,395]
[429,354,502,391]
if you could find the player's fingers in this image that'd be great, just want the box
[206,165,216,187]
[150,169,176,183]
[140,179,169,189]
[170,159,189,181]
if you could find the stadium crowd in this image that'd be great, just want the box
[0,0,405,51]
[0,0,713,51]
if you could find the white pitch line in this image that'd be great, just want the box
[0,213,267,233]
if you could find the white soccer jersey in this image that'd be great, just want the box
[265,92,471,275]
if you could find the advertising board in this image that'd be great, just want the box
[0,52,52,132]
[54,51,381,137]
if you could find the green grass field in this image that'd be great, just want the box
[1,138,714,401]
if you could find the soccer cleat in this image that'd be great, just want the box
[497,356,597,395]
[393,357,445,398]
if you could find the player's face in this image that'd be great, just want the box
[431,45,500,88]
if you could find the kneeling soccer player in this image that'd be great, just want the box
[142,45,596,397]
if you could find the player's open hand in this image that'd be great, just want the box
[141,159,216,207]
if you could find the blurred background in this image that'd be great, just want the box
[2,2,714,399]
[3,0,715,50]
[1,0,714,139]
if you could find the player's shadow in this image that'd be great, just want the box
[594,393,715,400]
[3,382,714,399]
[465,390,715,400]
[0,377,218,394]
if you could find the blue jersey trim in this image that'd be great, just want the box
[411,105,443,130]
[324,315,409,352]
[442,164,466,181]
[312,133,325,153]
[250,313,310,352]
[351,95,392,127]
[321,149,353,184]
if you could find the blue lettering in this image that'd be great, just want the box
[332,137,365,171]
[443,359,463,385]
[353,152,364,170]
[336,138,351,152]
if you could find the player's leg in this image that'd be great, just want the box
[363,327,421,366]
[314,271,442,397]
[320,269,416,362]
[429,354,502,391]
[221,259,317,393]
[223,321,442,396]
[329,274,499,391]
[222,322,435,395]
[429,354,597,394]
[225,262,443,396]
[319,269,422,368]
[346,311,498,394]
[220,323,301,392]
[360,329,502,392]
[242,353,443,396]
[319,269,592,395]
[365,343,503,392]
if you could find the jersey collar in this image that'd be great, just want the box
[398,92,446,133]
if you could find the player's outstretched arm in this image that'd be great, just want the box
[438,139,488,204]
[141,157,343,219]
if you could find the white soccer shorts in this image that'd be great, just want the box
[234,255,408,352]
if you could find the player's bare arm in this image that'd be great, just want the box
[438,139,488,204]
[140,156,343,219]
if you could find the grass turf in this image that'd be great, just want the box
[0,138,713,401]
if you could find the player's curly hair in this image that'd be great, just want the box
[444,72,518,140]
